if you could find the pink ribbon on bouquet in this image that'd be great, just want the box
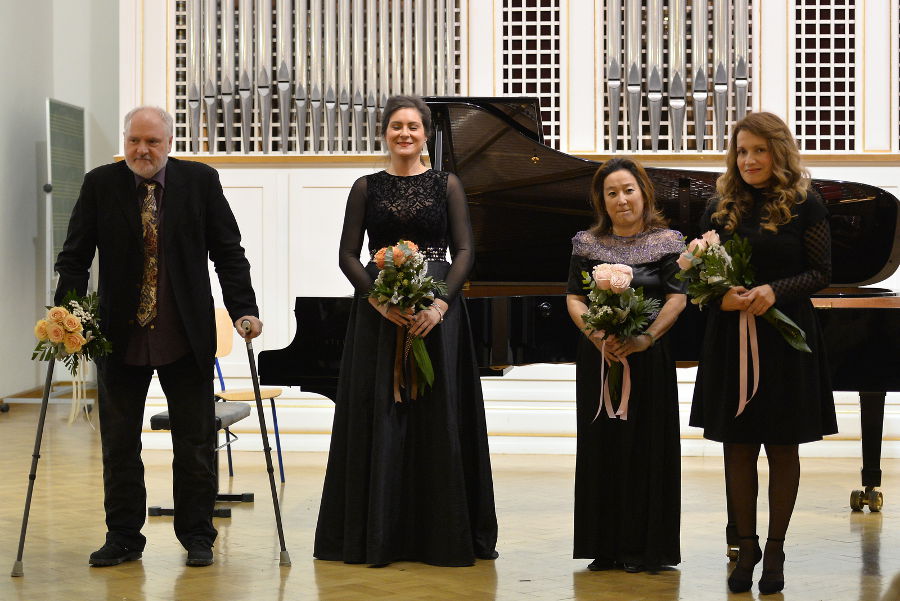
[735,310,760,417]
[593,340,632,421]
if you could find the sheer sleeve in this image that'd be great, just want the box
[439,173,475,304]
[769,213,832,302]
[337,176,375,294]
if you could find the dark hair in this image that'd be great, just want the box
[588,157,667,235]
[380,95,433,138]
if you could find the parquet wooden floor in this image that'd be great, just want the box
[1,403,898,601]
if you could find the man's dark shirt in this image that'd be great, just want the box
[123,166,191,366]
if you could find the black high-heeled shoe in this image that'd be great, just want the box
[728,535,762,593]
[758,537,785,595]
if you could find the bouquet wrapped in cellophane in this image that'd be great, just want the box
[370,240,448,400]
[580,263,661,420]
[32,290,112,375]
[33,290,112,424]
[675,231,810,352]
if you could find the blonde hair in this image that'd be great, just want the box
[712,112,810,233]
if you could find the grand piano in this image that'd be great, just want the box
[259,96,900,515]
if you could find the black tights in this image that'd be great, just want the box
[724,442,799,569]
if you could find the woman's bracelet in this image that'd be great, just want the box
[430,304,445,323]
[643,330,656,346]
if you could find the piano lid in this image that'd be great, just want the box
[424,96,900,288]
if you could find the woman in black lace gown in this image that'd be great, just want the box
[566,157,687,573]
[689,112,836,595]
[314,95,498,567]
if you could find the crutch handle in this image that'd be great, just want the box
[241,319,252,334]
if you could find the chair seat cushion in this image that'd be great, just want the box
[150,402,252,431]
[215,387,282,402]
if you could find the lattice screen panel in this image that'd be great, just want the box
[172,0,462,154]
[501,0,561,150]
[793,1,856,151]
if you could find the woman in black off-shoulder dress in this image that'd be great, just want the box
[314,95,498,567]
[566,157,687,573]
[689,112,836,595]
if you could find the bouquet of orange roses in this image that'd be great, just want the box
[370,240,447,400]
[580,263,661,420]
[676,231,810,352]
[32,290,111,375]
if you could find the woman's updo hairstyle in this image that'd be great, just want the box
[380,95,433,139]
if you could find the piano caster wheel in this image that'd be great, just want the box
[726,545,739,562]
[851,488,884,512]
[867,489,884,512]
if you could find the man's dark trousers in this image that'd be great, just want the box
[97,353,217,551]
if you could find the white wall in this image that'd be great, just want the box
[0,0,118,397]
[52,0,120,171]
[0,3,55,396]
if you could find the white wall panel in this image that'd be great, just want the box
[467,0,496,95]
[567,1,595,152]
[863,0,892,151]
[288,166,384,298]
[757,0,788,117]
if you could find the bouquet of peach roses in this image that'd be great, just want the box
[370,240,447,399]
[580,263,661,420]
[676,230,810,352]
[32,290,112,375]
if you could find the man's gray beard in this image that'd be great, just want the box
[127,156,168,179]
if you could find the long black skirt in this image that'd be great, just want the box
[314,262,498,566]
[573,337,681,567]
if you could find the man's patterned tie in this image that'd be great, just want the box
[136,181,159,326]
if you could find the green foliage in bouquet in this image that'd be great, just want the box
[676,232,811,353]
[370,240,448,393]
[32,290,112,375]
[580,272,661,340]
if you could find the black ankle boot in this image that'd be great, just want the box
[728,535,762,593]
[758,538,785,595]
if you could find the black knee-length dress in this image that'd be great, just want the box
[689,188,838,444]
[314,169,498,567]
[568,228,685,567]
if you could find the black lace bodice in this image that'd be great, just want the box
[701,187,832,303]
[338,169,475,303]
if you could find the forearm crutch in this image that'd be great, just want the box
[11,359,56,577]
[241,320,291,566]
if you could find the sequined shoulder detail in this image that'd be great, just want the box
[571,228,685,264]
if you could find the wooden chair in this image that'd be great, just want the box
[211,309,286,483]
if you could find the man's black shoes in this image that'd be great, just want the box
[186,541,214,566]
[89,542,142,567]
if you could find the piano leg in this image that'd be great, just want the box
[850,391,885,512]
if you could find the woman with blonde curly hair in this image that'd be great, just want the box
[689,112,836,595]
